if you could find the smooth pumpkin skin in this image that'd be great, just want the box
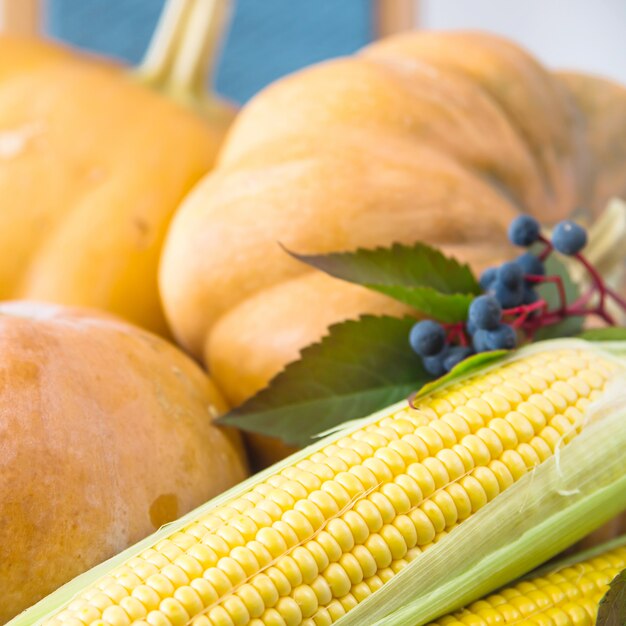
[0,302,247,622]
[164,133,519,358]
[160,31,626,464]
[0,36,229,336]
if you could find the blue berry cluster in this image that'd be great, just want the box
[480,259,540,308]
[480,215,587,309]
[410,294,516,376]
[480,215,548,309]
[409,320,472,376]
[409,215,589,377]
[469,295,516,351]
[509,214,587,256]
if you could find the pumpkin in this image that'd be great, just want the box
[0,301,247,622]
[160,31,626,466]
[0,0,234,336]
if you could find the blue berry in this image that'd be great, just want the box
[486,324,517,350]
[468,295,502,330]
[552,220,587,255]
[516,252,544,277]
[473,325,517,352]
[409,320,446,357]
[508,215,540,247]
[493,262,524,308]
[472,329,490,352]
[479,267,497,291]
[522,285,540,305]
[423,348,449,377]
[466,319,477,335]
[494,282,524,308]
[443,346,473,372]
[498,262,524,289]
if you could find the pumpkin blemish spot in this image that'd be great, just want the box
[149,493,179,529]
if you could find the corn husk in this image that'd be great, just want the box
[9,338,626,626]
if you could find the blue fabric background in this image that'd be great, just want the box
[46,0,373,103]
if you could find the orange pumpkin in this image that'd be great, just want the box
[0,302,247,622]
[0,0,234,336]
[160,31,626,465]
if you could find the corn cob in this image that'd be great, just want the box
[430,540,626,626]
[18,344,626,626]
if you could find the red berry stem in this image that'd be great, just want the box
[574,252,607,309]
[448,242,624,353]
[570,251,626,318]
[504,300,547,329]
[525,274,568,313]
[537,235,553,262]
[590,305,616,326]
[605,284,626,311]
[443,322,469,347]
[570,287,595,310]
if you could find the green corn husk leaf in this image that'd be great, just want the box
[521,533,626,581]
[9,339,626,626]
[431,534,626,626]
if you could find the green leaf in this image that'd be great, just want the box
[578,327,626,341]
[287,243,480,319]
[289,243,481,294]
[534,254,583,340]
[218,316,432,446]
[371,286,473,323]
[596,569,626,626]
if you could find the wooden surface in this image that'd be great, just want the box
[0,0,41,35]
[375,0,417,37]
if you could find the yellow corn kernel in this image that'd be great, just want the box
[42,348,621,626]
[430,545,626,626]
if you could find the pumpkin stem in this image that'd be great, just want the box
[136,0,235,123]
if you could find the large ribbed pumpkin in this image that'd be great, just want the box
[160,31,626,465]
[0,35,230,336]
[0,302,247,622]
